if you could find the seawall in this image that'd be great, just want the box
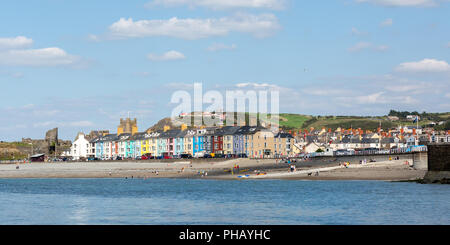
[421,143,450,184]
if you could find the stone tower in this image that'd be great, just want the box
[117,118,138,135]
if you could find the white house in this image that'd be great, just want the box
[304,142,324,153]
[70,132,90,160]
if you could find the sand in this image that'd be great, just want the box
[0,158,426,181]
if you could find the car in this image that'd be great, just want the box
[163,155,172,159]
[225,154,237,158]
[114,156,123,161]
[141,153,152,160]
[213,153,224,158]
[194,152,205,158]
[203,154,212,158]
[237,153,247,158]
[180,154,193,159]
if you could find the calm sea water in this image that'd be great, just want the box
[0,178,448,225]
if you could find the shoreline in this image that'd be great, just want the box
[0,158,426,181]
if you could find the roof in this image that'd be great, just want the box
[235,126,262,135]
[91,134,119,143]
[275,133,294,138]
[160,129,182,138]
[30,153,45,158]
[214,126,241,136]
[131,132,147,141]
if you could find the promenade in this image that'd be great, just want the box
[0,158,425,181]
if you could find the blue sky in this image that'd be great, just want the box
[0,0,449,141]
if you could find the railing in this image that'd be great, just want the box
[0,159,29,164]
[331,145,427,157]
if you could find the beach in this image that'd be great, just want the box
[0,158,426,181]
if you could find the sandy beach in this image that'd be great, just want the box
[0,157,426,181]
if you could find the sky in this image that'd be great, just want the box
[0,0,449,141]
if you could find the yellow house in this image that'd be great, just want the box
[273,133,294,157]
[140,131,160,156]
[245,128,274,158]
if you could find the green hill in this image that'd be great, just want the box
[146,111,450,132]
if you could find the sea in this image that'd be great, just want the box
[0,178,448,225]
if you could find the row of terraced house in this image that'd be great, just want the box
[85,125,294,160]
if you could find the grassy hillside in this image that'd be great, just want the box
[145,111,450,132]
[279,114,311,129]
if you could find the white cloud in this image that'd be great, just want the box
[235,82,281,90]
[351,27,368,36]
[380,18,393,26]
[355,0,439,7]
[395,58,450,72]
[0,36,33,50]
[338,91,418,105]
[348,42,372,52]
[301,88,353,96]
[207,43,237,51]
[0,47,81,67]
[375,45,389,51]
[348,42,389,52]
[108,13,280,40]
[147,50,186,61]
[146,0,286,10]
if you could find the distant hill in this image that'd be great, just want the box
[146,117,176,132]
[145,111,450,132]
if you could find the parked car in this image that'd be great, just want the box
[203,154,212,158]
[180,154,193,159]
[237,153,248,158]
[114,156,123,161]
[194,152,205,158]
[163,155,172,159]
[225,154,237,158]
[141,153,152,160]
[213,153,224,158]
